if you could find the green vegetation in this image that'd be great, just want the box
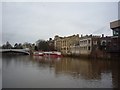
[2,38,55,52]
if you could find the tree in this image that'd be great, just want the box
[2,44,6,49]
[6,41,12,49]
[14,43,18,49]
[13,43,23,49]
[36,39,49,51]
[23,42,31,49]
[18,43,23,49]
[34,46,38,51]
[2,41,13,49]
[47,40,55,51]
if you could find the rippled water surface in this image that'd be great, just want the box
[2,55,120,88]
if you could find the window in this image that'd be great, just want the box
[88,40,90,44]
[113,28,120,36]
[93,41,97,45]
[101,40,106,46]
[88,46,91,50]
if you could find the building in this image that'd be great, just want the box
[100,34,112,51]
[70,45,80,55]
[54,34,80,55]
[79,35,100,55]
[110,20,120,37]
[70,35,100,55]
[110,20,120,53]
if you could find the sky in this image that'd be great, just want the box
[1,1,119,45]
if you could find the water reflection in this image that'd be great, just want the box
[2,55,120,88]
[33,56,111,79]
[0,54,2,89]
[111,60,120,88]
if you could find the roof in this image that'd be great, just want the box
[110,20,120,29]
[80,35,100,39]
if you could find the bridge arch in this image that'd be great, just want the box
[0,49,30,55]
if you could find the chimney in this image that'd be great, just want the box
[90,34,92,36]
[76,34,79,37]
[102,34,104,37]
[81,34,83,37]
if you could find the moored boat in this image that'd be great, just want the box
[33,51,43,56]
[33,51,62,57]
[43,51,62,58]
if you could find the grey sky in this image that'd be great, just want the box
[2,2,118,45]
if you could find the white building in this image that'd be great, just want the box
[70,35,100,55]
[70,45,80,55]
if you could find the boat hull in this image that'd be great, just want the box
[33,51,62,58]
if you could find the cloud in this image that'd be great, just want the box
[0,3,1,26]
[2,2,118,45]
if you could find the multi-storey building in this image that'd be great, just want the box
[110,20,120,37]
[70,35,100,55]
[99,34,112,51]
[79,35,100,55]
[110,20,120,53]
[54,34,80,54]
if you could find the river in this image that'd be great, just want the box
[1,55,120,88]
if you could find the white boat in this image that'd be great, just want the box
[43,51,62,57]
[33,51,62,57]
[33,51,43,56]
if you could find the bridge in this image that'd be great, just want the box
[0,49,30,55]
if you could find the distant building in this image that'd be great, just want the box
[100,34,112,51]
[70,45,80,55]
[54,34,80,54]
[110,20,120,37]
[70,35,100,55]
[79,35,100,55]
[110,20,120,53]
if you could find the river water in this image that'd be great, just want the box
[1,55,120,88]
